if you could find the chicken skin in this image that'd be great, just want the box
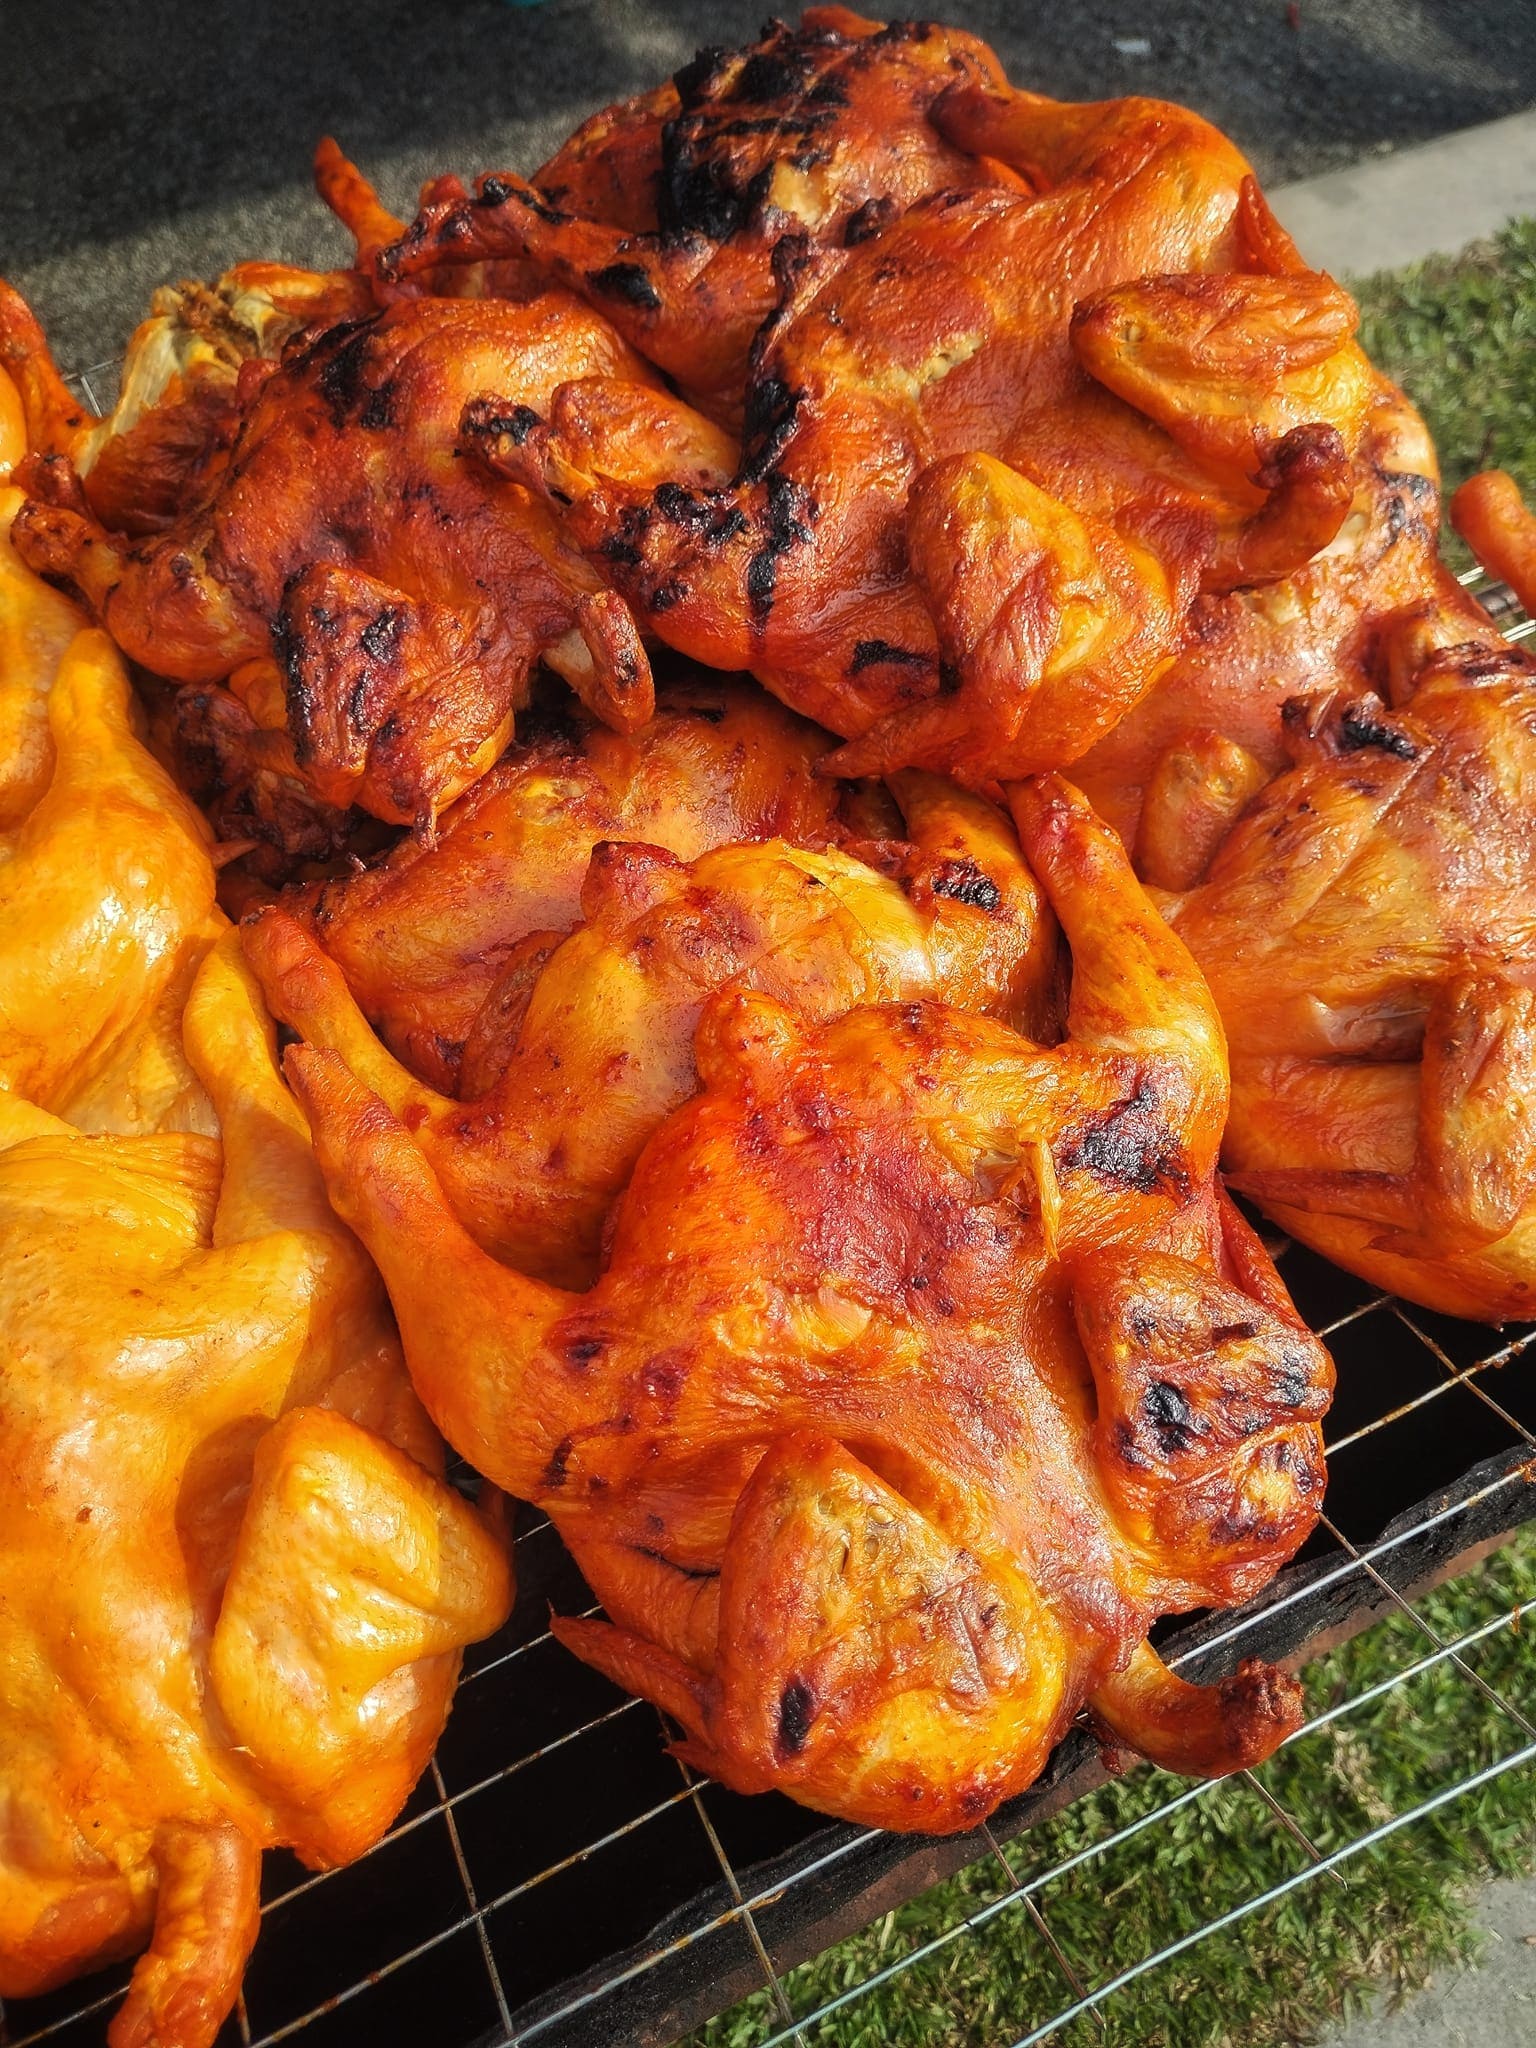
[10,292,660,826]
[0,623,221,1133]
[282,676,846,1092]
[245,771,1053,1285]
[479,76,1383,788]
[1161,614,1536,1323]
[283,776,1331,1830]
[380,9,1019,426]
[0,933,511,2048]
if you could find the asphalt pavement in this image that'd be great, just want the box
[5,0,1536,369]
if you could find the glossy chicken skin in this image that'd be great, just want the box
[1163,617,1536,1322]
[11,293,660,826]
[0,264,378,537]
[381,10,1016,425]
[286,677,845,1091]
[0,625,221,1133]
[0,482,81,827]
[246,772,1053,1286]
[485,80,1372,788]
[0,934,511,2048]
[284,779,1332,1830]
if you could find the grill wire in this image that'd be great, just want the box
[2,383,1534,2048]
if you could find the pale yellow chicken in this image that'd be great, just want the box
[0,934,511,2048]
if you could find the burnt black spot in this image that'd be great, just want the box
[655,481,699,524]
[845,195,897,245]
[850,638,929,674]
[1142,1379,1205,1458]
[565,1336,604,1367]
[659,121,746,241]
[741,375,803,483]
[650,579,689,611]
[745,469,815,624]
[734,48,812,102]
[587,261,663,310]
[358,608,402,665]
[929,859,1003,911]
[478,175,513,206]
[359,380,396,431]
[315,323,376,427]
[544,1435,574,1487]
[479,403,543,446]
[1338,706,1419,759]
[777,1676,816,1755]
[938,660,964,696]
[1058,1082,1187,1196]
[808,71,850,106]
[1209,1321,1259,1345]
[673,44,730,108]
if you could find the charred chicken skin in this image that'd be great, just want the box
[10,292,660,827]
[246,768,1053,1285]
[0,933,512,2048]
[380,9,1019,426]
[467,70,1387,788]
[282,776,1331,1829]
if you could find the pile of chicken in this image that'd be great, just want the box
[5,8,1536,2043]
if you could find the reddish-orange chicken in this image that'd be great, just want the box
[380,9,1019,425]
[474,74,1394,788]
[282,778,1332,1831]
[11,292,660,826]
[246,768,1053,1284]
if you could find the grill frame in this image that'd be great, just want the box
[3,408,1533,2048]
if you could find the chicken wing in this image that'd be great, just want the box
[282,775,1329,1830]
[379,9,1017,425]
[0,934,511,2048]
[10,292,659,826]
[245,770,1053,1284]
[479,79,1374,785]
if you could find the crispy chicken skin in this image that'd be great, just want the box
[282,677,846,1091]
[1161,620,1536,1322]
[380,10,1018,426]
[245,770,1053,1285]
[0,934,511,2048]
[10,293,660,827]
[282,778,1331,1829]
[475,74,1380,786]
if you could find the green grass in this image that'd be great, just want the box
[1354,217,1536,560]
[694,1529,1536,2048]
[688,228,1536,2048]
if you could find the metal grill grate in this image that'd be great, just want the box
[2,446,1533,2047]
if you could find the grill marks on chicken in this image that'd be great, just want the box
[11,294,660,829]
[471,82,1376,787]
[283,778,1330,1830]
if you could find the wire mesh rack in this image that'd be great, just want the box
[3,428,1534,2047]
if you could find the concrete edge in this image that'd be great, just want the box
[1269,105,1536,278]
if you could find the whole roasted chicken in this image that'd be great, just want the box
[0,934,511,2048]
[460,68,1396,787]
[281,778,1332,1830]
[10,290,659,827]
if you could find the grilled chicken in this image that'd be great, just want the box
[379,8,1018,425]
[477,78,1384,788]
[246,771,1053,1285]
[0,934,511,2048]
[281,777,1330,1830]
[10,293,659,826]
